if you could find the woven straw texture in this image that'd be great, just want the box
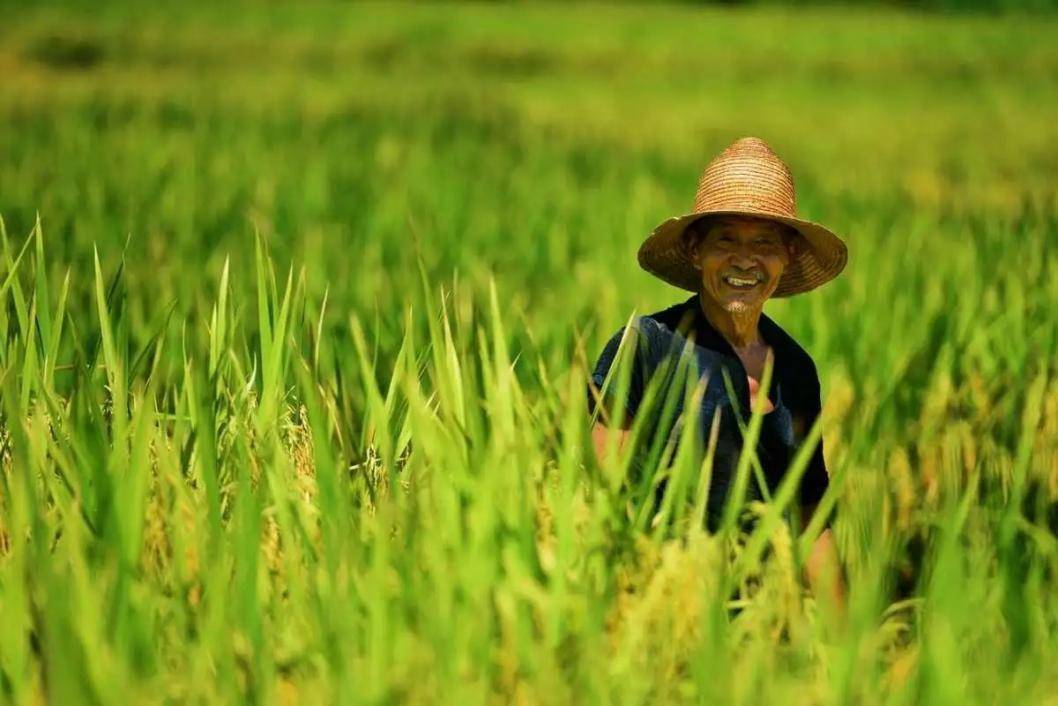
[637,137,847,297]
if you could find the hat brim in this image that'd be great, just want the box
[637,210,848,297]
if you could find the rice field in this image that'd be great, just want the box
[2,2,1058,704]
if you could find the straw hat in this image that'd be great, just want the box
[637,136,847,297]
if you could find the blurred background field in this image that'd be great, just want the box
[1,2,1058,704]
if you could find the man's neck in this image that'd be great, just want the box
[697,293,764,350]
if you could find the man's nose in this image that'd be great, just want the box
[730,244,757,269]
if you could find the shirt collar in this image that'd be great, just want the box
[681,291,782,358]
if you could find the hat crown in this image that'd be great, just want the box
[693,136,797,218]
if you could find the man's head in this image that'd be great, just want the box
[683,215,803,314]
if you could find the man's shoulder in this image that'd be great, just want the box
[641,296,698,335]
[598,297,700,364]
[762,314,819,378]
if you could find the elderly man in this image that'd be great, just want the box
[586,136,846,611]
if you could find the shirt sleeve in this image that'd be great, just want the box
[585,319,654,426]
[797,360,832,519]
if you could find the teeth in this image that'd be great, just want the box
[724,276,759,287]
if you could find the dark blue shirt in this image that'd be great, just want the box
[586,293,830,529]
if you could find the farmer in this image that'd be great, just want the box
[586,136,846,609]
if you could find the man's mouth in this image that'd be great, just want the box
[722,273,763,290]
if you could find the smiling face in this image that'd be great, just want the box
[686,215,798,315]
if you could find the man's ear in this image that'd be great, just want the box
[684,221,705,270]
[683,231,702,270]
[784,229,806,263]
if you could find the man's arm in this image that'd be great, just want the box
[586,321,651,466]
[796,362,846,619]
[802,517,846,621]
